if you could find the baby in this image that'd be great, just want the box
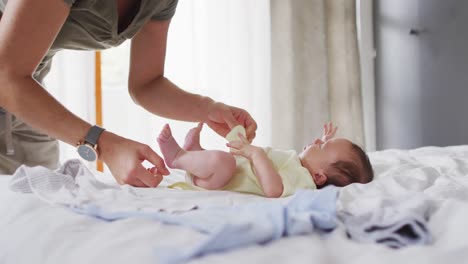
[156,122,373,198]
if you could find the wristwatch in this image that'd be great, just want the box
[77,125,105,162]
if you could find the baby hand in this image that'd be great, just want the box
[226,132,260,159]
[322,122,338,141]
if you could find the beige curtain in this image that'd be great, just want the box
[270,0,365,151]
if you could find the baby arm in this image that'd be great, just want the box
[227,134,283,198]
[322,122,338,141]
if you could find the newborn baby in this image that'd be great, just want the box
[156,122,373,198]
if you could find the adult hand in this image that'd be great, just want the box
[98,131,169,187]
[206,101,258,142]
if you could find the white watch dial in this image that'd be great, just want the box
[77,144,98,162]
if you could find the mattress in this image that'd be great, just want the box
[1,145,468,264]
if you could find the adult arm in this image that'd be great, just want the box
[0,0,167,187]
[129,19,258,141]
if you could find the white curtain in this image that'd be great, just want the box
[163,0,271,149]
[43,51,96,167]
[270,0,366,151]
[100,0,271,170]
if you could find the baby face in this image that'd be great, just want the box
[298,138,355,177]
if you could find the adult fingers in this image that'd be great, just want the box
[207,120,230,137]
[148,167,158,174]
[119,171,147,187]
[245,119,257,142]
[136,165,164,187]
[140,145,169,175]
[238,110,257,141]
[126,176,147,188]
[148,168,166,185]
[113,171,145,187]
[197,122,204,130]
[222,109,240,130]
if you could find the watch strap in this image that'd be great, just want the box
[84,125,105,146]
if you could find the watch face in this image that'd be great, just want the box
[77,144,98,162]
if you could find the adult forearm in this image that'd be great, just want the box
[0,74,91,146]
[130,76,214,122]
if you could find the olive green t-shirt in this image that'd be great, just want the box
[0,0,178,82]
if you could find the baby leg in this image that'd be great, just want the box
[189,151,236,190]
[158,124,236,189]
[183,122,204,151]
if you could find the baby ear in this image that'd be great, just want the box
[312,170,328,186]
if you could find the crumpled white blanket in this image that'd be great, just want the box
[9,145,468,254]
[9,159,270,214]
[3,146,468,264]
[337,146,468,249]
[339,192,432,248]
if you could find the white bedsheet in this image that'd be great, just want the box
[1,145,468,264]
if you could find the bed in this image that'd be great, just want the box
[1,145,468,264]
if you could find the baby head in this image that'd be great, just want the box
[298,138,373,187]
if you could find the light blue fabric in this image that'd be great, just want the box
[71,187,340,264]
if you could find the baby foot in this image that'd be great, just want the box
[157,124,184,168]
[183,122,204,151]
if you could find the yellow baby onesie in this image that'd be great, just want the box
[169,126,316,197]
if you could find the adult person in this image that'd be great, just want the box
[0,0,257,187]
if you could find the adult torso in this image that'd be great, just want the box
[0,0,178,82]
[116,0,141,34]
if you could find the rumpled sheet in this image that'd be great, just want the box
[10,159,434,257]
[339,193,432,248]
[2,146,468,264]
[9,159,268,213]
[10,160,341,263]
[336,146,468,252]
